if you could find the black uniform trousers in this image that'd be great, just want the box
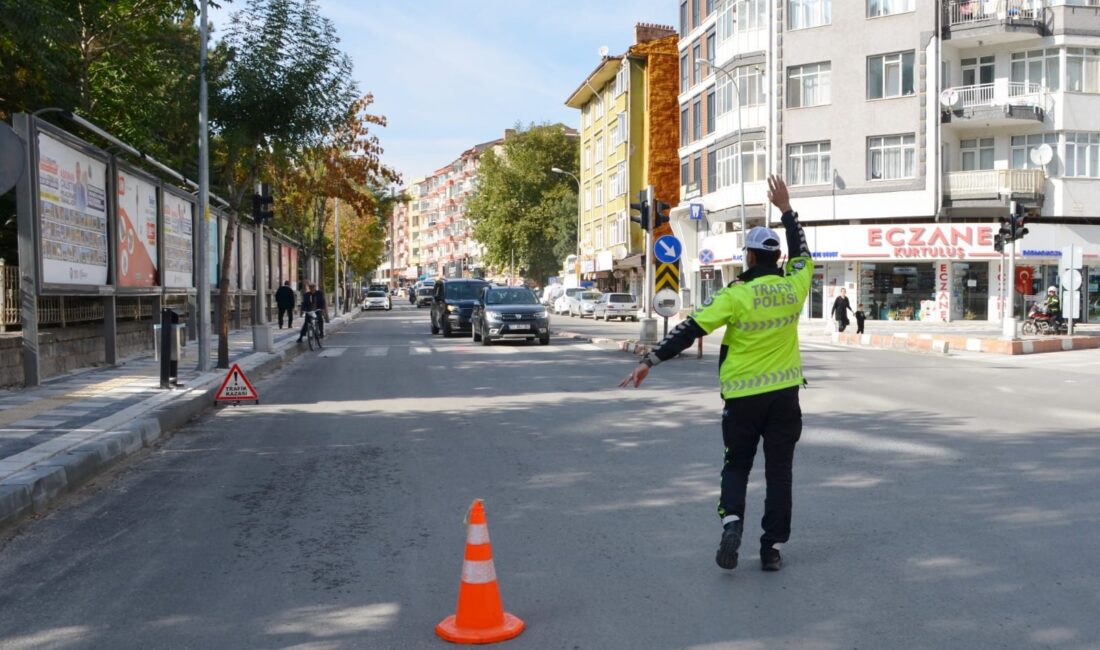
[719,385,802,546]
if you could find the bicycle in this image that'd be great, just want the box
[302,309,324,350]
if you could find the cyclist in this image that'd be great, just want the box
[297,283,323,343]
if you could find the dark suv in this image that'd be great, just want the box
[430,278,490,336]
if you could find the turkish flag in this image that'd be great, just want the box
[1015,266,1034,295]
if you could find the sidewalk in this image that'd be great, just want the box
[0,309,358,530]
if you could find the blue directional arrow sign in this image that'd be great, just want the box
[654,235,682,264]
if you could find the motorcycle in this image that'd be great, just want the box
[1022,302,1068,336]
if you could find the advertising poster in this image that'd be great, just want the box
[265,238,275,289]
[208,211,219,287]
[163,193,195,288]
[115,170,158,287]
[289,248,298,289]
[280,244,290,287]
[36,132,109,285]
[240,228,255,291]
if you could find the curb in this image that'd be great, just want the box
[0,310,360,532]
[831,331,1100,355]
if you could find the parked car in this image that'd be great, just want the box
[369,283,388,294]
[430,278,491,336]
[415,286,434,307]
[472,287,550,346]
[541,284,564,307]
[362,290,392,311]
[553,287,586,315]
[568,291,603,318]
[593,293,639,321]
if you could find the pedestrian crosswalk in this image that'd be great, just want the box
[307,342,588,359]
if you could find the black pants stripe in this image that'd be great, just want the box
[719,386,802,546]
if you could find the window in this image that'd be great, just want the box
[706,90,716,134]
[692,42,702,86]
[1067,48,1100,93]
[693,97,702,141]
[1011,49,1060,92]
[789,0,831,29]
[867,0,913,17]
[787,62,831,108]
[584,146,592,170]
[615,63,629,96]
[1065,133,1100,177]
[787,141,832,185]
[584,187,592,210]
[681,159,690,186]
[595,137,604,172]
[680,1,688,36]
[961,56,995,87]
[707,149,717,192]
[960,138,994,171]
[716,140,767,188]
[706,30,716,76]
[716,66,764,115]
[595,180,604,205]
[717,0,734,43]
[868,51,915,99]
[610,162,626,196]
[595,223,604,249]
[612,213,628,246]
[706,0,714,14]
[867,134,916,180]
[717,0,766,44]
[681,53,689,93]
[681,105,690,145]
[611,112,627,148]
[692,0,700,28]
[693,153,702,190]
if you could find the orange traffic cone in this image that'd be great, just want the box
[436,499,525,644]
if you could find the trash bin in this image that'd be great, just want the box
[156,309,184,388]
[152,323,187,362]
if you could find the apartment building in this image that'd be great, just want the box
[565,24,682,296]
[671,0,1100,323]
[404,178,425,282]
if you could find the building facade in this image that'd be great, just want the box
[566,24,682,297]
[671,0,1100,323]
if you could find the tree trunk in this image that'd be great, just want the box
[215,214,237,368]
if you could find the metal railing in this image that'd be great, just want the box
[1,264,17,329]
[943,168,1046,197]
[945,0,1045,26]
[949,81,1043,108]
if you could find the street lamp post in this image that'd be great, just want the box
[197,0,211,371]
[551,167,581,281]
[696,58,750,248]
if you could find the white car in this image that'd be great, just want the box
[553,287,586,315]
[569,291,603,318]
[593,293,639,321]
[362,290,392,311]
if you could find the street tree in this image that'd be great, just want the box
[466,124,578,285]
[211,0,357,367]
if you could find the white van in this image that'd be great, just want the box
[541,285,564,307]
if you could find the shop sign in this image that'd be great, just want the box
[867,225,994,260]
[582,259,595,273]
[596,250,613,272]
[935,262,950,323]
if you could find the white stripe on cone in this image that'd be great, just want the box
[466,523,490,545]
[461,559,497,585]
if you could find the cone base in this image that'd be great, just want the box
[435,612,525,645]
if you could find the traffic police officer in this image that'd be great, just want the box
[620,176,813,572]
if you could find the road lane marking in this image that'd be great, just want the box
[364,347,389,357]
[319,347,347,358]
[411,346,432,355]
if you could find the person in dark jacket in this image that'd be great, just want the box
[855,303,867,334]
[313,286,327,338]
[298,283,321,342]
[831,288,855,332]
[275,281,296,329]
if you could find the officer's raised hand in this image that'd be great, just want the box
[767,175,792,212]
[619,363,650,388]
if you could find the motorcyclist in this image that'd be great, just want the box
[1045,286,1063,331]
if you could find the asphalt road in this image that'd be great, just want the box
[1,304,1098,649]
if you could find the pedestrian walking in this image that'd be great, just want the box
[619,175,813,573]
[275,281,296,329]
[831,288,855,332]
[855,304,866,334]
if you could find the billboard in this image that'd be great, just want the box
[208,209,219,287]
[240,228,255,291]
[115,168,158,287]
[289,247,298,289]
[36,131,109,286]
[163,192,194,288]
[280,244,290,287]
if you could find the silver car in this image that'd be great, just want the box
[593,293,639,321]
[568,291,603,318]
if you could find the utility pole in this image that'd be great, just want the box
[334,198,341,315]
[196,0,211,371]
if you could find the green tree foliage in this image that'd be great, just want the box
[466,124,578,285]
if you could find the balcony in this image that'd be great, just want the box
[943,0,1047,45]
[943,168,1045,209]
[940,81,1046,127]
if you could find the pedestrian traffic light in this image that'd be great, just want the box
[998,214,1013,243]
[653,200,671,230]
[1010,201,1029,241]
[630,189,649,232]
[994,233,1005,254]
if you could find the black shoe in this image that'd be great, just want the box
[760,545,782,572]
[715,520,742,570]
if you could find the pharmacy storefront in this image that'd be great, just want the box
[696,222,1100,323]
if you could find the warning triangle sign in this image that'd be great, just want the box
[215,363,259,402]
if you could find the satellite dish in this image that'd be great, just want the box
[598,46,610,58]
[1030,143,1054,166]
[939,88,960,108]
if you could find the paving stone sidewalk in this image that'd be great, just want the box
[0,309,358,529]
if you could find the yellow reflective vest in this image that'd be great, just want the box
[690,256,814,399]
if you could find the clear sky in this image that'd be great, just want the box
[210,0,674,185]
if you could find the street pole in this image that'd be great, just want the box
[1004,237,1017,340]
[334,198,341,315]
[196,0,211,371]
[551,167,581,286]
[390,186,397,292]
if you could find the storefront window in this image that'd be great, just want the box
[1088,267,1100,322]
[951,262,988,320]
[810,270,824,318]
[863,263,934,320]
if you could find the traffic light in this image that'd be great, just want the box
[252,183,274,223]
[998,214,1013,242]
[1010,201,1029,241]
[630,189,649,232]
[653,200,671,230]
[994,233,1005,254]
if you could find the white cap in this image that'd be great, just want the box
[744,226,781,252]
[1048,285,1057,293]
